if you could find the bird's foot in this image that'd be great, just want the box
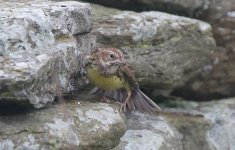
[116,102,127,112]
[120,103,127,112]
[115,101,123,105]
[100,96,110,103]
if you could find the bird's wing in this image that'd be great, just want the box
[104,63,121,76]
[96,60,139,89]
[96,61,122,76]
[119,64,139,89]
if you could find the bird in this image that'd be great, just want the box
[85,48,161,114]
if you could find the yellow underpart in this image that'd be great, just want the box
[86,66,129,91]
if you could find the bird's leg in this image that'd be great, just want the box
[120,90,131,112]
[101,96,110,103]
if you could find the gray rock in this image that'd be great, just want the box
[173,0,235,100]
[0,0,95,108]
[113,112,183,150]
[162,98,235,150]
[163,109,212,150]
[0,101,125,149]
[91,4,216,96]
[83,0,208,17]
[201,0,235,23]
[199,98,235,150]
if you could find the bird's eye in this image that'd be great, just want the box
[109,53,115,59]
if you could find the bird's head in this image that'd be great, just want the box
[88,48,124,63]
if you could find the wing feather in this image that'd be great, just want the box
[119,64,139,89]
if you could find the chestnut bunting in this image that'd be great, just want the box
[85,48,161,114]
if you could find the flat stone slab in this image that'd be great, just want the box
[113,112,183,150]
[0,101,125,149]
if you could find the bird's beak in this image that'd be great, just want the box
[86,55,91,61]
[83,55,92,67]
[115,59,127,65]
[106,59,127,67]
[86,55,96,62]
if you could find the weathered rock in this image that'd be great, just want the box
[0,101,125,149]
[162,97,235,150]
[171,55,235,100]
[172,0,235,100]
[91,4,216,98]
[83,0,208,17]
[199,98,235,150]
[113,112,183,150]
[0,0,95,108]
[163,109,212,150]
[86,0,235,101]
[200,0,235,23]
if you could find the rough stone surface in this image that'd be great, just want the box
[0,0,95,108]
[200,0,235,23]
[171,54,235,100]
[83,0,208,17]
[86,0,235,101]
[172,0,235,100]
[91,4,216,97]
[162,98,235,150]
[113,112,183,150]
[163,109,212,150]
[199,98,235,150]
[1,98,233,150]
[0,101,125,150]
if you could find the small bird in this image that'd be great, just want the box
[85,48,161,114]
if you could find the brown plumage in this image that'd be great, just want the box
[85,48,161,114]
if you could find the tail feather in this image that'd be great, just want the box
[89,87,104,95]
[132,94,145,113]
[136,96,148,111]
[138,90,161,111]
[113,90,119,101]
[130,89,160,114]
[126,96,136,110]
[90,87,160,114]
[135,92,156,115]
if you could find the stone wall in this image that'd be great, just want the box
[0,0,234,149]
[0,0,95,108]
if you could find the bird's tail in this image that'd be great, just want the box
[98,87,160,115]
[126,88,161,115]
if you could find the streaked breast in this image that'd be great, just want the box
[86,67,127,91]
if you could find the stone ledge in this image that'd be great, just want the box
[0,101,126,149]
[0,0,94,108]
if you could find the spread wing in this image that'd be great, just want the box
[119,64,139,90]
[102,62,122,76]
[95,60,139,89]
[93,59,121,76]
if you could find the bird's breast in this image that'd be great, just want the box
[86,66,128,91]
